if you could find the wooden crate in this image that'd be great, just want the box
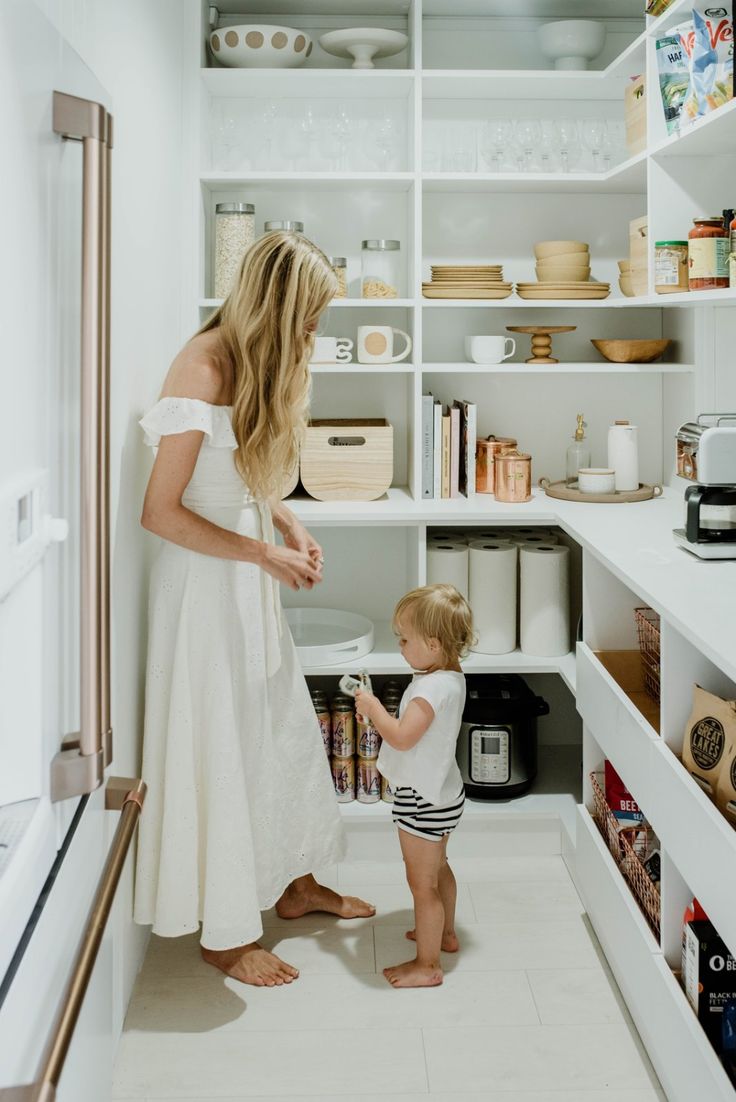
[301,419,393,501]
[629,215,648,296]
[624,76,646,156]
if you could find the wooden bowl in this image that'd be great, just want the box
[591,338,670,363]
[537,250,590,267]
[617,259,631,272]
[534,240,589,260]
[618,274,634,297]
[536,265,591,282]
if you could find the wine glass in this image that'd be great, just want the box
[556,117,582,173]
[281,108,310,171]
[514,119,542,172]
[538,119,560,173]
[581,118,607,172]
[481,119,513,172]
[254,100,279,170]
[375,114,399,171]
[299,101,320,169]
[602,119,627,169]
[212,100,238,170]
[333,103,352,171]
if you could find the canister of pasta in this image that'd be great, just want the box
[329,256,348,298]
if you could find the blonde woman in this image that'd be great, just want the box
[134,233,373,987]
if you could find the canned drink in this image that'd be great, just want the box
[313,702,331,758]
[357,760,381,803]
[331,756,355,803]
[357,718,381,760]
[381,772,394,803]
[382,680,403,696]
[331,700,355,758]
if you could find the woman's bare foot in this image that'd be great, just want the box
[406,928,459,952]
[201,943,299,987]
[383,959,443,988]
[275,875,375,920]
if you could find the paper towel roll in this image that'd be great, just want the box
[468,541,518,654]
[427,542,469,599]
[520,544,570,657]
[429,530,468,544]
[513,533,559,547]
[473,529,513,543]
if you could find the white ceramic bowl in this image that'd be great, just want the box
[538,20,606,71]
[578,468,616,494]
[319,27,408,69]
[534,240,589,260]
[210,24,312,68]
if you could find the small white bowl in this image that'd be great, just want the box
[210,24,312,68]
[538,19,606,70]
[578,468,616,494]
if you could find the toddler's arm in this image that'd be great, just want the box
[354,690,433,752]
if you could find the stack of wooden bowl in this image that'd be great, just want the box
[618,259,633,297]
[517,240,610,300]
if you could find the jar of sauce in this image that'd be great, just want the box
[688,218,729,291]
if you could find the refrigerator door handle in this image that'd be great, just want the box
[0,779,146,1102]
[50,92,114,802]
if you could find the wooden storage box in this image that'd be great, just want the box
[301,419,393,501]
[629,215,648,296]
[624,75,646,156]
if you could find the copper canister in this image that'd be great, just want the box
[494,449,532,503]
[476,436,517,494]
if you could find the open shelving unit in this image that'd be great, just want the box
[184,3,736,1097]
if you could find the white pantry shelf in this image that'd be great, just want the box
[288,485,560,525]
[310,362,415,374]
[422,362,694,375]
[422,153,647,195]
[650,98,736,159]
[422,70,631,102]
[200,67,415,100]
[200,171,415,192]
[198,297,416,310]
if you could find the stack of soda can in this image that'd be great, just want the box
[310,680,406,804]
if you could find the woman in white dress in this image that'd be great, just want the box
[134,232,373,986]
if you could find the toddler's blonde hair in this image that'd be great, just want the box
[393,584,475,662]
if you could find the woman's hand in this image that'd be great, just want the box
[272,503,323,570]
[260,543,323,592]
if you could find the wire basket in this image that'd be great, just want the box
[634,606,661,702]
[589,772,661,938]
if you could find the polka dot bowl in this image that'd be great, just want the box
[209,24,312,68]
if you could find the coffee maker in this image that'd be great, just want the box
[673,414,736,559]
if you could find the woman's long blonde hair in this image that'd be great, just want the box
[199,232,337,499]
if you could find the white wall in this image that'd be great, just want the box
[34,0,186,1033]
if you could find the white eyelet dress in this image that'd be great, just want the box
[133,397,346,950]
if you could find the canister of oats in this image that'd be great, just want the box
[331,756,356,803]
[331,697,355,758]
[357,718,381,760]
[357,760,382,803]
[214,203,255,299]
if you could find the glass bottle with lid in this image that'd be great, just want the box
[264,220,304,234]
[361,239,401,299]
[214,202,255,299]
[566,414,590,486]
[329,256,348,297]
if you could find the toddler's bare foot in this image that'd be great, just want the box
[383,959,443,988]
[406,927,459,953]
[276,876,375,920]
[201,942,298,987]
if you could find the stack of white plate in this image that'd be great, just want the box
[422,265,513,300]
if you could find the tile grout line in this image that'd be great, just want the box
[522,968,544,1026]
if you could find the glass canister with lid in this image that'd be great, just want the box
[654,241,689,294]
[214,202,255,299]
[688,218,729,291]
[329,256,348,297]
[361,239,401,299]
[264,220,305,234]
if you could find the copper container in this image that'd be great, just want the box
[494,449,532,503]
[476,436,517,494]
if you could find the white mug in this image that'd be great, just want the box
[465,335,516,365]
[578,468,616,494]
[311,336,353,364]
[357,325,412,364]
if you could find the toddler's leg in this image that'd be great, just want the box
[407,834,460,952]
[383,829,445,988]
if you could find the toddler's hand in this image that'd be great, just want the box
[355,688,379,721]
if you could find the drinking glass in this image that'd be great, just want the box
[514,119,542,172]
[581,118,606,172]
[333,103,352,171]
[254,101,279,169]
[481,119,513,172]
[538,119,560,173]
[375,115,399,171]
[281,109,310,171]
[602,119,627,168]
[212,100,239,170]
[556,117,582,173]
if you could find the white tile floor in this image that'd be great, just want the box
[113,855,666,1101]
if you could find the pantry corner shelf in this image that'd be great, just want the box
[421,69,632,102]
[421,362,694,375]
[422,152,647,195]
[200,67,415,101]
[200,171,415,193]
[309,362,416,374]
[649,97,736,159]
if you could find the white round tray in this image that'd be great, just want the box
[285,608,375,667]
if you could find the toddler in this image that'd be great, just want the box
[355,583,474,988]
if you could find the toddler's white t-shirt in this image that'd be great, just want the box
[377,669,466,806]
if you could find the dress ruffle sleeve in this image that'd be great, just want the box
[140,397,236,449]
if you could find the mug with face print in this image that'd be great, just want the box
[311,336,354,364]
[356,325,413,364]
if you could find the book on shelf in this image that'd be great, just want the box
[441,410,451,498]
[421,394,434,499]
[433,399,442,499]
[450,405,460,498]
[455,399,477,497]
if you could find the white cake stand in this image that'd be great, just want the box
[319,28,408,69]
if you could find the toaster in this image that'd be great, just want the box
[676,414,736,484]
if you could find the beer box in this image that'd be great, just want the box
[605,760,643,826]
[682,919,736,1050]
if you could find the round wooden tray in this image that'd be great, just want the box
[539,477,663,503]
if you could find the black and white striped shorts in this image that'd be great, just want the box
[392,786,465,841]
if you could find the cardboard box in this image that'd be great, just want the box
[682,920,736,1051]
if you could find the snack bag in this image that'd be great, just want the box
[716,729,736,828]
[682,684,736,800]
[682,5,734,123]
[656,23,692,133]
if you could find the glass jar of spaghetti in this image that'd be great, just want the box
[688,218,729,291]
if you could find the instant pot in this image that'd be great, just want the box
[456,674,549,799]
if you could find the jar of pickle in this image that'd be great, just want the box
[329,256,348,297]
[214,203,255,299]
[361,239,401,299]
[688,218,729,291]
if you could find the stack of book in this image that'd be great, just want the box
[421,395,477,499]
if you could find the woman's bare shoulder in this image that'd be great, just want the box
[161,331,231,404]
